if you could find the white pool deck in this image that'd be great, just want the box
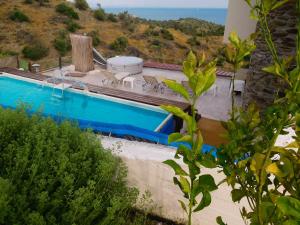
[44,65,242,121]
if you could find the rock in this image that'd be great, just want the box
[243,0,297,109]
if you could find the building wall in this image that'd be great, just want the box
[243,1,298,108]
[224,0,257,42]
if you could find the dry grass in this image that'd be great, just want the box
[0,0,226,70]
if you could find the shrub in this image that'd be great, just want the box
[118,11,129,20]
[0,107,140,225]
[55,3,79,20]
[54,31,71,56]
[107,13,118,22]
[24,0,33,4]
[151,39,161,48]
[93,8,106,21]
[110,36,128,52]
[88,31,101,47]
[187,36,200,46]
[22,42,49,60]
[65,20,81,32]
[160,28,174,40]
[9,9,29,22]
[144,26,160,37]
[0,50,18,58]
[75,0,89,10]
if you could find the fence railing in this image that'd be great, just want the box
[0,56,18,68]
[0,56,72,72]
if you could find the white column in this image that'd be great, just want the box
[224,0,257,42]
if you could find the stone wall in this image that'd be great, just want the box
[243,1,298,109]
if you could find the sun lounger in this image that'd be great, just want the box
[102,71,120,87]
[142,75,161,92]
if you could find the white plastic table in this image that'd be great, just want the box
[123,76,136,89]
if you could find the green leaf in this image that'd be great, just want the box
[179,176,191,195]
[183,51,197,78]
[266,163,286,177]
[266,157,294,178]
[198,174,218,192]
[250,8,259,20]
[161,105,195,133]
[176,144,193,161]
[163,160,188,176]
[163,80,190,101]
[271,0,289,10]
[250,153,271,184]
[260,202,276,223]
[194,130,203,153]
[178,200,188,214]
[277,196,300,220]
[168,133,192,144]
[283,220,300,225]
[194,62,217,97]
[216,216,228,225]
[173,177,189,198]
[228,31,240,47]
[201,153,216,168]
[193,191,211,212]
[168,133,183,144]
[231,189,244,202]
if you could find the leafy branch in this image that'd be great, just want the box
[161,52,218,225]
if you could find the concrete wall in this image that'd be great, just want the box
[101,136,245,225]
[224,0,257,42]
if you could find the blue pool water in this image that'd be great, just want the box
[0,76,168,131]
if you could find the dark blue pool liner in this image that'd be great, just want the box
[0,104,214,153]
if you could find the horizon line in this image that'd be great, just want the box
[101,6,228,9]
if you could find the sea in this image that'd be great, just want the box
[103,8,228,25]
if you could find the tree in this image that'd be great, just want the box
[217,1,300,224]
[75,0,89,10]
[161,52,218,225]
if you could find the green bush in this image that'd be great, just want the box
[160,28,174,40]
[54,31,71,56]
[151,39,162,50]
[65,20,81,32]
[144,26,160,37]
[88,31,101,47]
[22,42,49,60]
[0,50,18,58]
[93,8,106,21]
[9,9,29,22]
[75,0,89,10]
[0,107,140,225]
[110,36,128,52]
[55,3,79,20]
[24,0,33,4]
[107,13,118,22]
[187,36,200,46]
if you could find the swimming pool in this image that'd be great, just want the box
[0,74,174,142]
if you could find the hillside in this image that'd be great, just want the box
[0,0,226,69]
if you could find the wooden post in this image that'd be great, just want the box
[70,34,94,72]
[16,56,20,69]
[59,57,62,69]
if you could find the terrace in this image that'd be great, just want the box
[0,0,298,224]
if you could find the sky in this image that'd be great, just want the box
[86,0,228,8]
